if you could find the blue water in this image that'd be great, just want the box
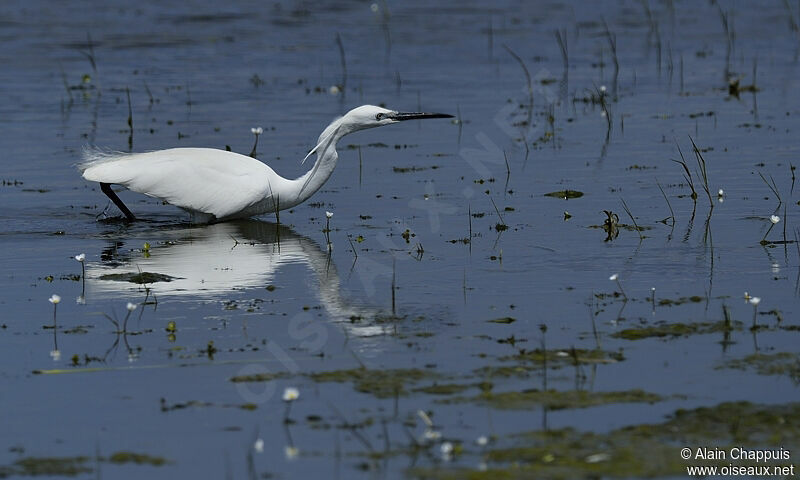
[1,0,799,478]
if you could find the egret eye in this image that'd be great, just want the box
[376,113,386,120]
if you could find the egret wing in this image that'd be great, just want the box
[81,148,273,218]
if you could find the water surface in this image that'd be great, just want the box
[1,0,799,478]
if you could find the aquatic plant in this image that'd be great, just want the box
[283,387,299,422]
[48,294,61,326]
[324,211,333,247]
[749,296,761,329]
[609,273,627,300]
[103,301,137,333]
[761,215,780,243]
[249,127,263,158]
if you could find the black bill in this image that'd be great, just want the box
[391,112,454,121]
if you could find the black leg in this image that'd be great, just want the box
[100,183,136,221]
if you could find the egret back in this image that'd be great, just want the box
[80,147,276,219]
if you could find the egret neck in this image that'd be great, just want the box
[284,119,346,210]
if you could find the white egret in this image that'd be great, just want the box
[79,105,451,223]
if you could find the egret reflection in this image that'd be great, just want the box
[86,221,386,333]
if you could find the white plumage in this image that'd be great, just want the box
[81,148,278,220]
[78,105,451,223]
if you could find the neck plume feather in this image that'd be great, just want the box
[282,119,346,209]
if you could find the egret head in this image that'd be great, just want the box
[342,105,453,132]
[304,104,453,166]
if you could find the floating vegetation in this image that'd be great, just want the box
[612,320,742,340]
[99,272,178,284]
[487,317,516,324]
[229,372,286,383]
[411,401,800,479]
[474,365,534,379]
[721,352,800,383]
[656,295,705,306]
[0,451,170,477]
[474,349,625,380]
[107,452,169,466]
[0,456,91,477]
[439,388,663,410]
[728,78,759,97]
[392,165,438,173]
[309,367,437,398]
[543,190,584,199]
[413,383,473,395]
[160,397,257,412]
[63,325,92,334]
[502,348,625,367]
[589,222,651,233]
[448,237,470,244]
[625,164,657,170]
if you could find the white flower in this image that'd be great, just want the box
[48,294,61,304]
[50,349,61,361]
[76,295,86,305]
[609,273,618,281]
[325,211,333,219]
[749,297,761,306]
[770,215,780,224]
[254,438,264,453]
[441,442,454,461]
[744,291,750,301]
[75,253,85,262]
[476,436,488,446]
[282,387,299,402]
[284,445,299,460]
[717,189,724,196]
[370,3,379,12]
[585,452,611,463]
[329,85,341,95]
[251,127,263,135]
[650,287,655,292]
[600,110,607,117]
[600,85,607,92]
[126,302,137,312]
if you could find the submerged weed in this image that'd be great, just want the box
[439,388,663,410]
[612,320,741,340]
[410,401,800,479]
[309,367,436,398]
[721,352,800,383]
